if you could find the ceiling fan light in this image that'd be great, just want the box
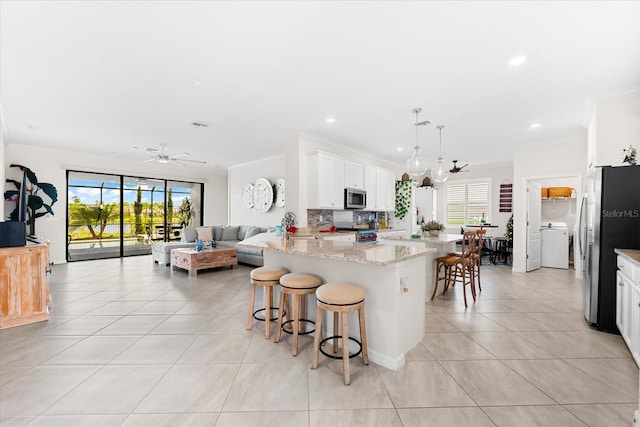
[431,157,449,184]
[407,146,428,178]
[157,158,168,164]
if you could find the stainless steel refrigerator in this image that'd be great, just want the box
[579,165,640,333]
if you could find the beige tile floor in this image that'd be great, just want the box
[0,256,638,426]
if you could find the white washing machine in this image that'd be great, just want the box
[541,222,569,269]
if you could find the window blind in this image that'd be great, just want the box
[446,180,490,225]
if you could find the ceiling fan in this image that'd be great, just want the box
[449,160,469,173]
[133,144,206,167]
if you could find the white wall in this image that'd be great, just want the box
[0,131,5,221]
[437,163,514,238]
[227,154,285,227]
[4,143,227,263]
[512,135,587,272]
[593,92,640,167]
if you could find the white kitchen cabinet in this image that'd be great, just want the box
[308,152,345,209]
[309,151,395,212]
[631,281,640,364]
[364,166,395,211]
[617,271,632,344]
[364,166,377,210]
[344,161,365,190]
[376,168,396,211]
[616,251,640,367]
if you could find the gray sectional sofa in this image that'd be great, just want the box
[152,225,269,267]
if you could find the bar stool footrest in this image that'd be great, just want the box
[253,307,285,322]
[281,319,315,335]
[319,336,362,359]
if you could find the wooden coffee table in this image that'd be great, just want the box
[170,247,238,276]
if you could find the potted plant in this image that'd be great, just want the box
[4,164,58,236]
[421,220,445,236]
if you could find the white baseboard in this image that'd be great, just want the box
[367,349,405,371]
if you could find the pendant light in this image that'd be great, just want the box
[406,108,430,178]
[431,125,450,184]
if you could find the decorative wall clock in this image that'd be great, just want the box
[241,183,254,209]
[274,178,285,208]
[252,178,273,213]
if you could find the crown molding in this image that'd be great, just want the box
[582,86,640,127]
[227,153,284,170]
[596,86,640,102]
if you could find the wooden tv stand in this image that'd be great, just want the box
[0,244,50,329]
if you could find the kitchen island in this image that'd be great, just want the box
[380,233,462,300]
[240,235,436,370]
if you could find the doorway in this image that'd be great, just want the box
[66,171,203,261]
[525,174,582,273]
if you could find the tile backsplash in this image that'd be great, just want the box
[307,210,383,227]
[307,210,333,227]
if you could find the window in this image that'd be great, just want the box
[67,171,203,261]
[445,178,491,225]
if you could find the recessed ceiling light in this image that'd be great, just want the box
[325,117,336,123]
[508,55,527,67]
[193,81,201,88]
[530,123,541,128]
[396,147,404,152]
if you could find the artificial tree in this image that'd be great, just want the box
[505,214,513,239]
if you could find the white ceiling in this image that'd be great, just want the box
[1,1,639,173]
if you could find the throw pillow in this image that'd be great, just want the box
[243,226,262,240]
[220,225,240,241]
[238,225,250,241]
[182,226,198,243]
[213,225,223,241]
[196,226,213,241]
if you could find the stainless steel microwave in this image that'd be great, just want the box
[344,188,366,209]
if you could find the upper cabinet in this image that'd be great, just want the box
[308,152,345,209]
[364,166,377,210]
[376,168,396,211]
[344,161,365,190]
[308,151,395,212]
[364,165,395,211]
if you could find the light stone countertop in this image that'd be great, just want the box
[614,249,640,268]
[383,233,462,245]
[239,233,435,266]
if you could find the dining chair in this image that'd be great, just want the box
[433,231,477,307]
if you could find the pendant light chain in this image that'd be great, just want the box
[407,107,430,178]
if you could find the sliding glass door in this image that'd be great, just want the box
[67,171,203,261]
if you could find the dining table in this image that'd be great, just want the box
[465,224,499,230]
